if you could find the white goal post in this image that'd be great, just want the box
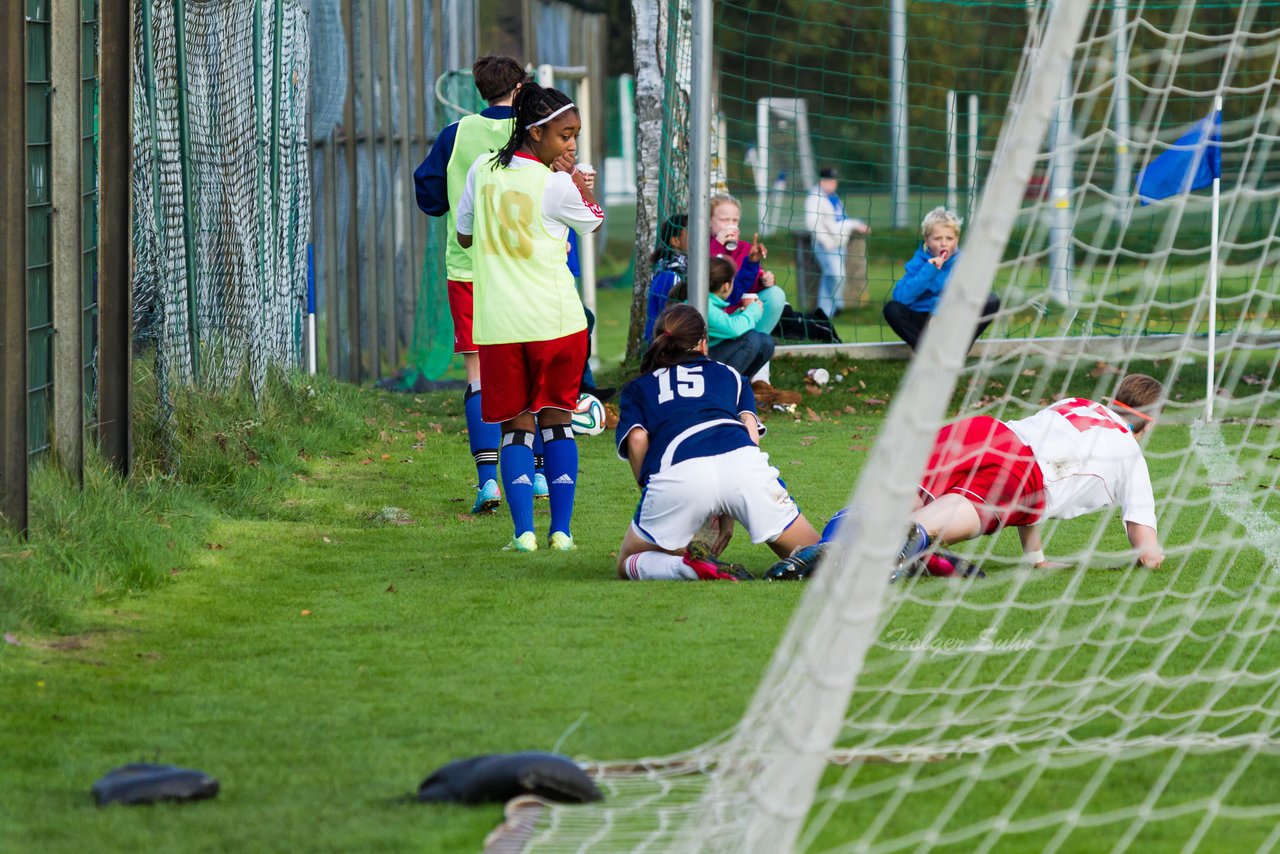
[499,1,1280,850]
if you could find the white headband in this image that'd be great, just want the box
[526,102,576,130]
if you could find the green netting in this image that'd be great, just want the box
[399,209,453,387]
[651,0,1280,345]
[132,0,310,405]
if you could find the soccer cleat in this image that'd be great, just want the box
[764,543,828,581]
[533,472,549,500]
[471,479,502,514]
[683,544,753,581]
[502,531,538,552]
[894,523,930,570]
[889,559,927,584]
[548,531,576,552]
[890,551,986,583]
[925,551,986,579]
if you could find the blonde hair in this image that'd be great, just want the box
[709,193,741,216]
[921,206,962,239]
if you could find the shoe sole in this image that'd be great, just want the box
[503,541,537,553]
[472,498,502,514]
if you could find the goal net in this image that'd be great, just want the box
[493,0,1280,850]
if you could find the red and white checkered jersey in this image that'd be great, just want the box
[1004,397,1157,530]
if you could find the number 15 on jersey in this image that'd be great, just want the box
[655,365,705,403]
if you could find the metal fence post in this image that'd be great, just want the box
[1,7,29,531]
[98,0,132,474]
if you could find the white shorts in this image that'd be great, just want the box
[631,445,801,550]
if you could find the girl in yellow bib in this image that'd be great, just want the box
[456,82,604,553]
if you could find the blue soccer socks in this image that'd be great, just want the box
[541,423,578,539]
[500,430,537,538]
[464,381,500,488]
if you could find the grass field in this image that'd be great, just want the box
[4,324,1279,850]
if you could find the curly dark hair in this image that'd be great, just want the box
[492,82,576,169]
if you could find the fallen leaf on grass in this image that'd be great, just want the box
[455,514,475,523]
[169,567,183,577]
[800,436,818,447]
[300,610,313,617]
[386,584,398,593]
[415,430,427,441]
[359,458,373,465]
[805,407,822,422]
[849,444,869,452]
[864,398,885,406]
[4,633,20,646]
[843,406,858,415]
[381,454,392,461]
[428,422,443,433]
[206,543,225,551]
[322,536,333,543]
[1243,374,1264,386]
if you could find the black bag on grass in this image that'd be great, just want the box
[772,305,842,343]
[92,763,220,806]
[415,751,602,804]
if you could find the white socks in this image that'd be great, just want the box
[623,552,697,581]
[751,361,771,385]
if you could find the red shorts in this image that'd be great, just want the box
[477,330,588,424]
[919,415,1045,534]
[447,279,476,354]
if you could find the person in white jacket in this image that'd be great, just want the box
[805,167,869,317]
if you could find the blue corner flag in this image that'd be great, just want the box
[1135,110,1222,205]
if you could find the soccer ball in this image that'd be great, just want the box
[570,393,606,436]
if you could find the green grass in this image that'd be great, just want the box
[2,356,1278,851]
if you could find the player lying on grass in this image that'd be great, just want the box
[615,304,822,580]
[767,373,1166,580]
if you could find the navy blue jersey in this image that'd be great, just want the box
[615,357,764,484]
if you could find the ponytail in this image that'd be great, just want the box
[640,304,707,374]
[492,82,576,169]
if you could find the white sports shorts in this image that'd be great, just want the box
[631,445,801,549]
